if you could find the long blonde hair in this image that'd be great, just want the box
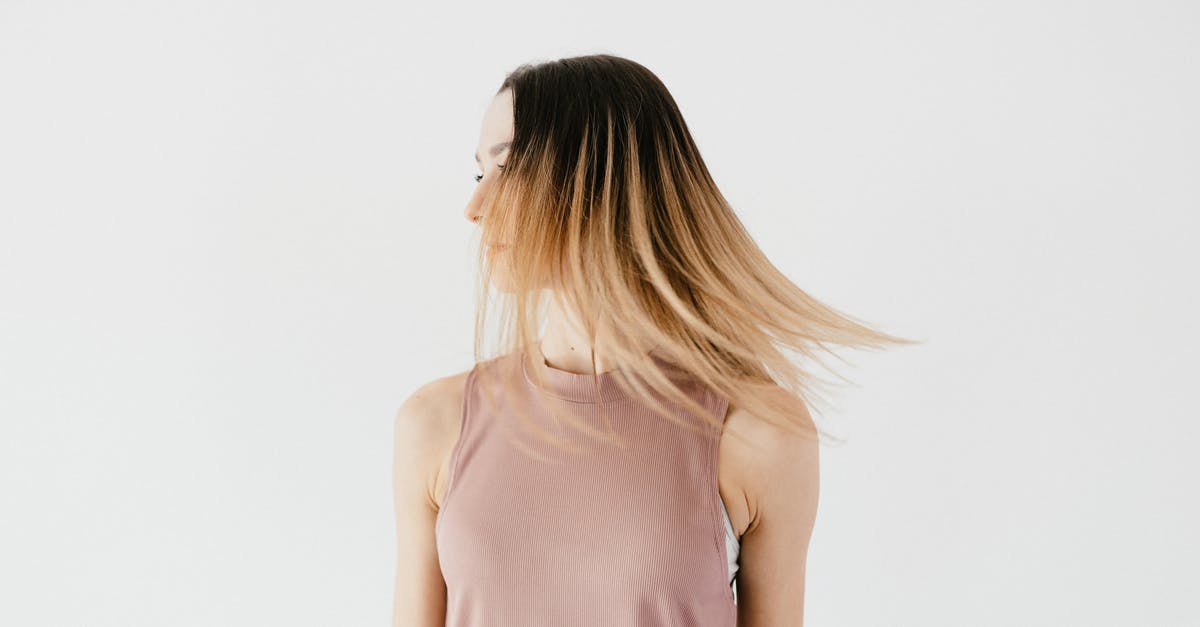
[471,53,918,456]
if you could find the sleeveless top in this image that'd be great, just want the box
[435,346,740,626]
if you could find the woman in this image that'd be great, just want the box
[393,54,913,627]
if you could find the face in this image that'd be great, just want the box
[466,88,515,289]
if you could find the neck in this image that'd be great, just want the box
[539,295,619,375]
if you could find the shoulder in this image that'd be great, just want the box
[722,385,815,450]
[395,367,474,431]
[720,385,819,535]
[393,366,475,506]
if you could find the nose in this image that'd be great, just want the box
[464,183,485,225]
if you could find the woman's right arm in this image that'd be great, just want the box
[391,376,461,627]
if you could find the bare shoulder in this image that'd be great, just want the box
[718,385,819,536]
[391,368,473,626]
[393,367,474,511]
[396,368,472,427]
[718,386,820,623]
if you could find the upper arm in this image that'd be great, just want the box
[391,375,464,627]
[734,395,821,627]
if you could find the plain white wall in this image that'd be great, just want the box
[1,1,1196,625]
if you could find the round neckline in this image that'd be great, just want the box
[520,341,685,404]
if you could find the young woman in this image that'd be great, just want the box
[393,54,913,627]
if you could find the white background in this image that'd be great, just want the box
[1,1,1197,625]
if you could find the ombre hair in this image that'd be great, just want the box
[471,53,918,456]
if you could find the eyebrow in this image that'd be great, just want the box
[474,141,512,164]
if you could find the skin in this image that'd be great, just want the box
[392,88,820,626]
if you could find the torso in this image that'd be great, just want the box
[425,368,755,540]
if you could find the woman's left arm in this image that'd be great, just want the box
[732,398,821,627]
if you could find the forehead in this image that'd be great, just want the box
[475,89,514,160]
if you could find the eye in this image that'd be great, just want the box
[473,164,505,184]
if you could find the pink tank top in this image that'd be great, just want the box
[435,345,738,626]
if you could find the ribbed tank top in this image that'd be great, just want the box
[435,345,739,626]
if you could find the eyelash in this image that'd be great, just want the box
[474,164,504,183]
